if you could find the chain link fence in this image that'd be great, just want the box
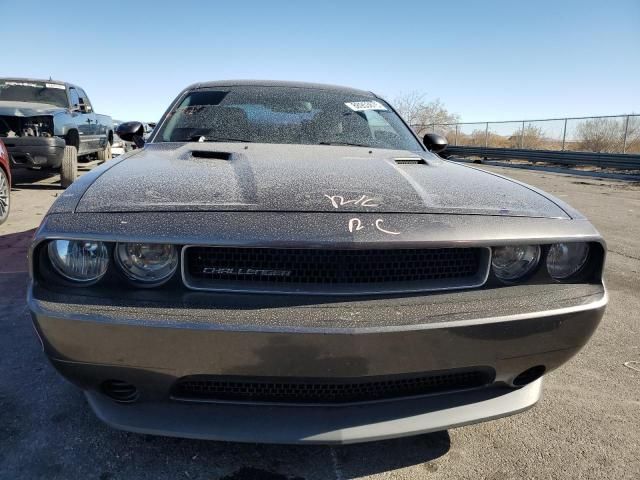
[414,114,640,154]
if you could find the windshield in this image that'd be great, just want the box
[155,86,422,151]
[0,80,68,108]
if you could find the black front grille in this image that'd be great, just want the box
[184,246,486,293]
[172,370,494,404]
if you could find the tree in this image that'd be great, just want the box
[393,91,459,136]
[465,128,487,146]
[510,124,546,149]
[624,116,640,153]
[576,117,624,153]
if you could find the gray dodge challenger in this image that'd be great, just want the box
[28,81,607,444]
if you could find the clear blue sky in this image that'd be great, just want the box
[2,0,638,123]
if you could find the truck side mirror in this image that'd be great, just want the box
[423,133,448,153]
[76,99,91,113]
[116,121,145,148]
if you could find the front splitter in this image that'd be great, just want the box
[86,379,543,445]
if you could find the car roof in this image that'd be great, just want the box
[186,80,376,97]
[0,77,74,89]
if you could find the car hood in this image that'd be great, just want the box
[0,101,64,117]
[75,142,569,218]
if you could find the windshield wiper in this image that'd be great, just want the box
[318,141,372,148]
[189,135,253,143]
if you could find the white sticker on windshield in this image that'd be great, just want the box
[46,83,66,89]
[344,101,387,112]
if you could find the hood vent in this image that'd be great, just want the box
[191,150,232,160]
[394,157,426,165]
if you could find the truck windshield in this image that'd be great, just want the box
[0,80,68,108]
[155,86,423,151]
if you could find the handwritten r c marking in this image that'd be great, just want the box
[375,219,400,235]
[325,194,379,209]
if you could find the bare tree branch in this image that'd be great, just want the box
[393,91,459,137]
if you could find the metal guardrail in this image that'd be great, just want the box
[413,114,640,155]
[443,146,640,170]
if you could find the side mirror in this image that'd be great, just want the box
[423,133,448,153]
[77,100,92,113]
[116,121,145,148]
[73,103,92,114]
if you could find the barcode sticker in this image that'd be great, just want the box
[344,101,387,112]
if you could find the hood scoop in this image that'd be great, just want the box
[394,157,426,165]
[190,150,232,160]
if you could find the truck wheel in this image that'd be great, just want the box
[97,142,112,162]
[0,168,9,225]
[60,146,78,188]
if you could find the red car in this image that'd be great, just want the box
[0,138,10,224]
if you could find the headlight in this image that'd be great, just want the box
[115,243,178,285]
[491,245,541,282]
[546,242,590,280]
[48,240,109,283]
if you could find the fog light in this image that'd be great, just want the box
[101,379,139,403]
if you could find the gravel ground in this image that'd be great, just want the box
[0,164,638,480]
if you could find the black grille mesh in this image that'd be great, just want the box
[186,247,482,286]
[172,370,493,404]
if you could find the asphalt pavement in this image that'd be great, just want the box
[0,164,638,479]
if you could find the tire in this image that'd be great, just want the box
[97,141,112,162]
[60,146,78,188]
[0,167,10,225]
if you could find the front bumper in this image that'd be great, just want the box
[4,136,65,169]
[84,379,543,444]
[29,282,606,444]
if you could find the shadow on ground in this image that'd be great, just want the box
[10,183,63,191]
[10,161,96,189]
[9,168,58,186]
[0,228,36,273]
